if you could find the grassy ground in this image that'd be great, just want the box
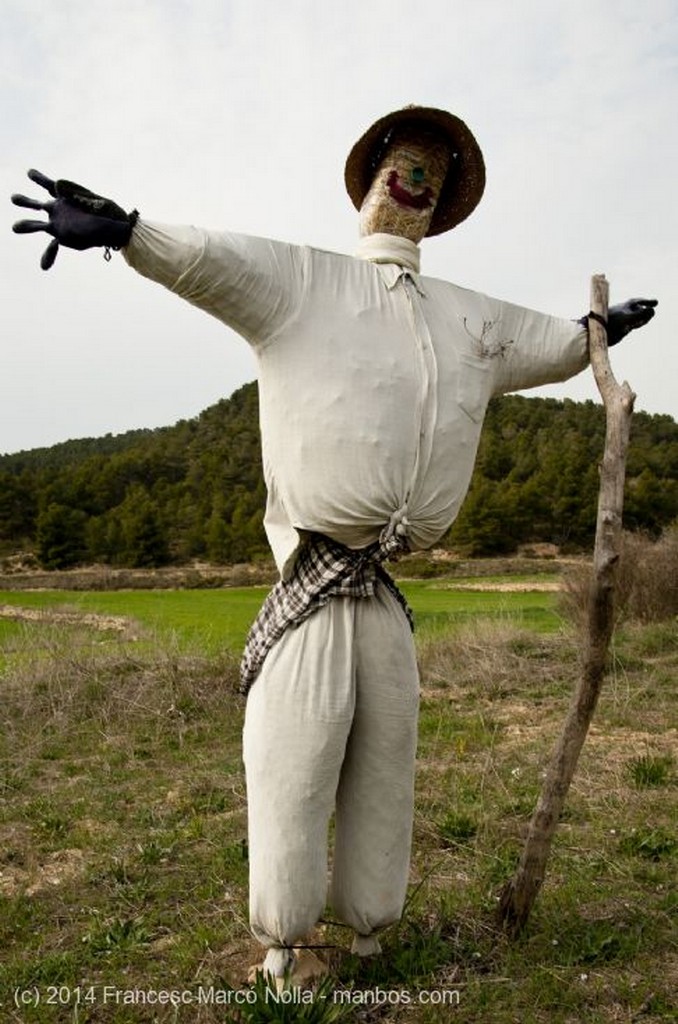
[0,578,562,654]
[0,581,676,1022]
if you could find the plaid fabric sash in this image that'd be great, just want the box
[239,532,414,695]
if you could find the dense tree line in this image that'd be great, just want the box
[1,384,677,569]
[447,397,678,554]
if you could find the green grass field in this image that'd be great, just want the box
[0,577,562,654]
[0,587,267,654]
[0,579,675,1022]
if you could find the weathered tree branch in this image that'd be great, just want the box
[496,275,636,936]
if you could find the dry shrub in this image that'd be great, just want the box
[417,618,571,698]
[0,627,241,767]
[560,524,678,627]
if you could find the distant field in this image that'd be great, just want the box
[0,577,562,654]
[400,579,561,635]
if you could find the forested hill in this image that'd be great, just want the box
[1,384,677,568]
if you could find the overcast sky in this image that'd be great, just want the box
[3,0,676,456]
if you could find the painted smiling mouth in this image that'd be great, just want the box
[386,170,433,210]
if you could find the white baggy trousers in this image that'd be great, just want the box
[243,581,420,971]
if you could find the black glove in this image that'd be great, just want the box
[581,298,658,346]
[608,298,658,344]
[11,169,139,270]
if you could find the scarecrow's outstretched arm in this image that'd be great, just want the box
[11,169,138,270]
[580,298,658,347]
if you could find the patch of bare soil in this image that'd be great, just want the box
[0,845,86,898]
[450,580,561,592]
[0,555,582,592]
[0,561,278,592]
[0,603,138,637]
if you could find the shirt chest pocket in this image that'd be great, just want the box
[456,352,491,425]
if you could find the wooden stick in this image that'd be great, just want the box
[496,275,635,937]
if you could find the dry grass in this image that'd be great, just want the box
[0,587,676,1022]
[560,525,678,628]
[2,626,240,768]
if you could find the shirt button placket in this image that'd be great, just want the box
[402,273,438,500]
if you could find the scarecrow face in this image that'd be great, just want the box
[359,126,450,243]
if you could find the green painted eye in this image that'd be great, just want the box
[411,167,425,183]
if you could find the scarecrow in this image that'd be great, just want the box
[12,106,657,985]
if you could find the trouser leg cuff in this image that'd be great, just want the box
[263,946,296,977]
[351,933,382,957]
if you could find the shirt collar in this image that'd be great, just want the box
[353,233,426,295]
[354,232,421,273]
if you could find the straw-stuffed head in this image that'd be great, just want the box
[345,105,485,242]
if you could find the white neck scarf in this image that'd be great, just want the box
[354,233,421,274]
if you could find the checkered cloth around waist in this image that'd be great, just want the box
[239,532,414,695]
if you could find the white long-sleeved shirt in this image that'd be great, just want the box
[124,224,588,578]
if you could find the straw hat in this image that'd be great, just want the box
[344,105,485,236]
